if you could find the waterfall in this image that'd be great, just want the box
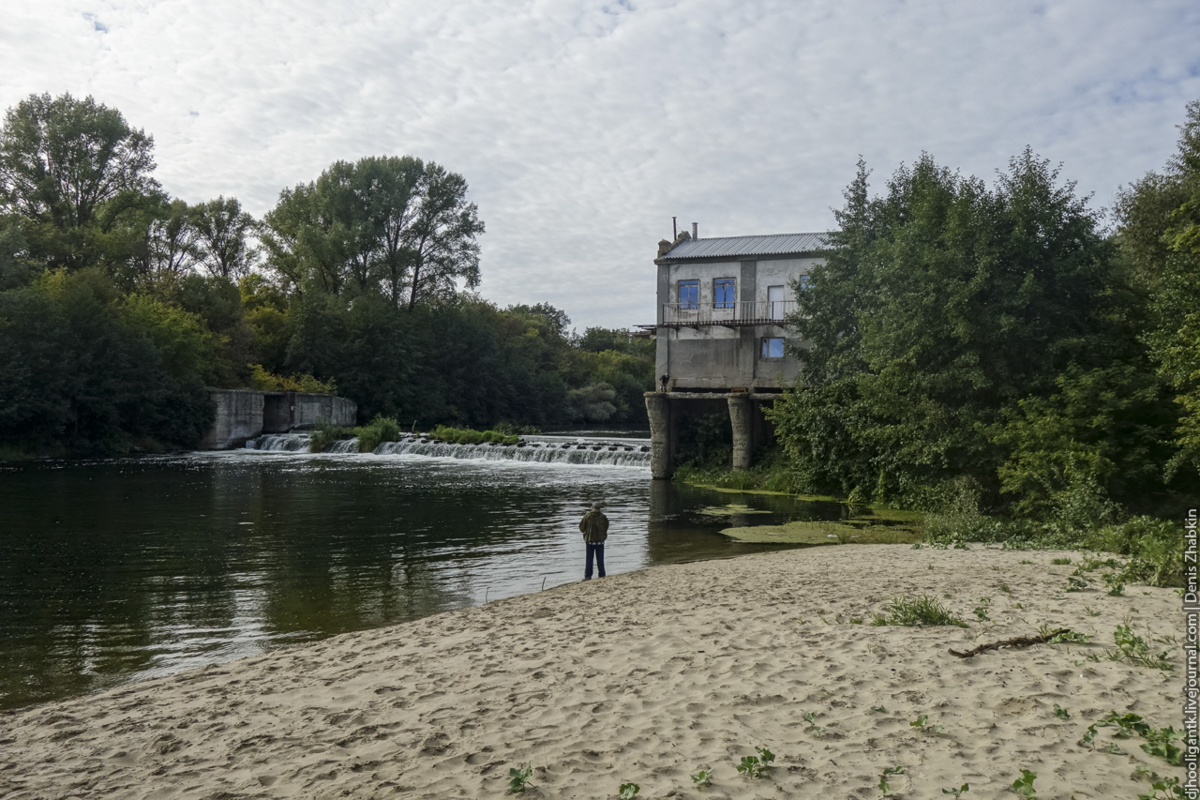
[245,433,651,467]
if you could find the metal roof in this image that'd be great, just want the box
[660,231,834,261]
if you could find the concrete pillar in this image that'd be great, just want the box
[728,394,753,470]
[645,392,675,480]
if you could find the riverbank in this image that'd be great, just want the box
[0,545,1183,799]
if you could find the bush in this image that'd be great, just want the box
[431,424,518,446]
[355,415,402,453]
[1087,516,1183,588]
[248,363,337,394]
[309,418,352,453]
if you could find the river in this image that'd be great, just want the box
[0,436,844,710]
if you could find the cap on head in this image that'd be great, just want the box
[592,501,602,509]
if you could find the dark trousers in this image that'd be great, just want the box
[584,542,606,579]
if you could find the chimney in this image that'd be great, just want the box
[691,222,698,240]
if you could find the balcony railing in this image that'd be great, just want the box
[660,300,796,328]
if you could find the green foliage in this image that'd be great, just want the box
[1082,711,1183,765]
[870,595,968,627]
[1138,775,1184,800]
[0,268,213,453]
[308,419,353,453]
[1109,624,1173,670]
[943,784,969,797]
[431,425,519,446]
[909,714,945,734]
[355,415,402,453]
[972,597,991,622]
[566,382,617,423]
[878,766,905,796]
[735,746,774,779]
[673,407,733,469]
[1010,768,1038,798]
[1054,704,1070,720]
[0,92,159,271]
[771,150,1118,509]
[189,196,257,280]
[120,292,221,384]
[248,364,337,395]
[690,768,713,787]
[507,764,534,794]
[992,363,1178,518]
[261,155,483,307]
[617,782,640,799]
[1117,98,1200,484]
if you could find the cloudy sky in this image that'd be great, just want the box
[1,1,1198,330]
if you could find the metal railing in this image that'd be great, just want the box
[660,300,796,328]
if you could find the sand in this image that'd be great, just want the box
[0,544,1185,799]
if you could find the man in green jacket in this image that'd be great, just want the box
[579,501,609,580]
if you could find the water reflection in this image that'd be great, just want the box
[0,451,839,709]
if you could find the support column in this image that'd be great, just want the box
[645,392,675,480]
[728,394,753,470]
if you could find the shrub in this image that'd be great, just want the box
[309,418,352,452]
[355,415,402,453]
[431,425,518,446]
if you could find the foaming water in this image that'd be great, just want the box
[247,432,652,467]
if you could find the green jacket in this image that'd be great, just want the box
[579,510,609,543]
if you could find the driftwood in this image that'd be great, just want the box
[948,628,1071,659]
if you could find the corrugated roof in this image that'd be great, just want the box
[661,231,834,260]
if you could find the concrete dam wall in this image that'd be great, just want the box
[200,390,358,450]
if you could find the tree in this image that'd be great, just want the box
[770,151,1120,508]
[132,198,198,281]
[0,93,159,268]
[1117,98,1200,482]
[405,162,484,308]
[191,196,258,279]
[261,156,483,308]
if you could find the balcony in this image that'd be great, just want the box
[659,300,796,329]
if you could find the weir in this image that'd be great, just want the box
[247,433,651,467]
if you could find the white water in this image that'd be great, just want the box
[246,432,652,467]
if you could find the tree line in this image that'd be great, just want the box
[0,92,652,455]
[770,99,1200,522]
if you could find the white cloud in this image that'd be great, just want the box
[1,0,1197,329]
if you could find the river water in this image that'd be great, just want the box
[0,439,845,710]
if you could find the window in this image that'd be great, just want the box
[761,338,784,359]
[714,278,736,309]
[678,279,699,309]
[799,274,811,291]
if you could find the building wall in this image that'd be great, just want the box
[200,390,265,450]
[655,255,823,391]
[201,390,358,449]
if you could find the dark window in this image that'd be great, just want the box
[714,278,736,309]
[678,279,699,309]
[761,338,784,359]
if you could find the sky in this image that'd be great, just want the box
[1,0,1198,331]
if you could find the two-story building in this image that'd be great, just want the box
[643,229,832,478]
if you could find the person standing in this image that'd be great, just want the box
[579,501,609,580]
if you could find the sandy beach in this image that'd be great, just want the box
[0,544,1184,799]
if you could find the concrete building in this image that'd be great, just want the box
[643,229,832,478]
[200,390,357,449]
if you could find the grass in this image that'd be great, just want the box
[353,415,402,453]
[309,418,354,453]
[431,425,519,446]
[870,595,969,627]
